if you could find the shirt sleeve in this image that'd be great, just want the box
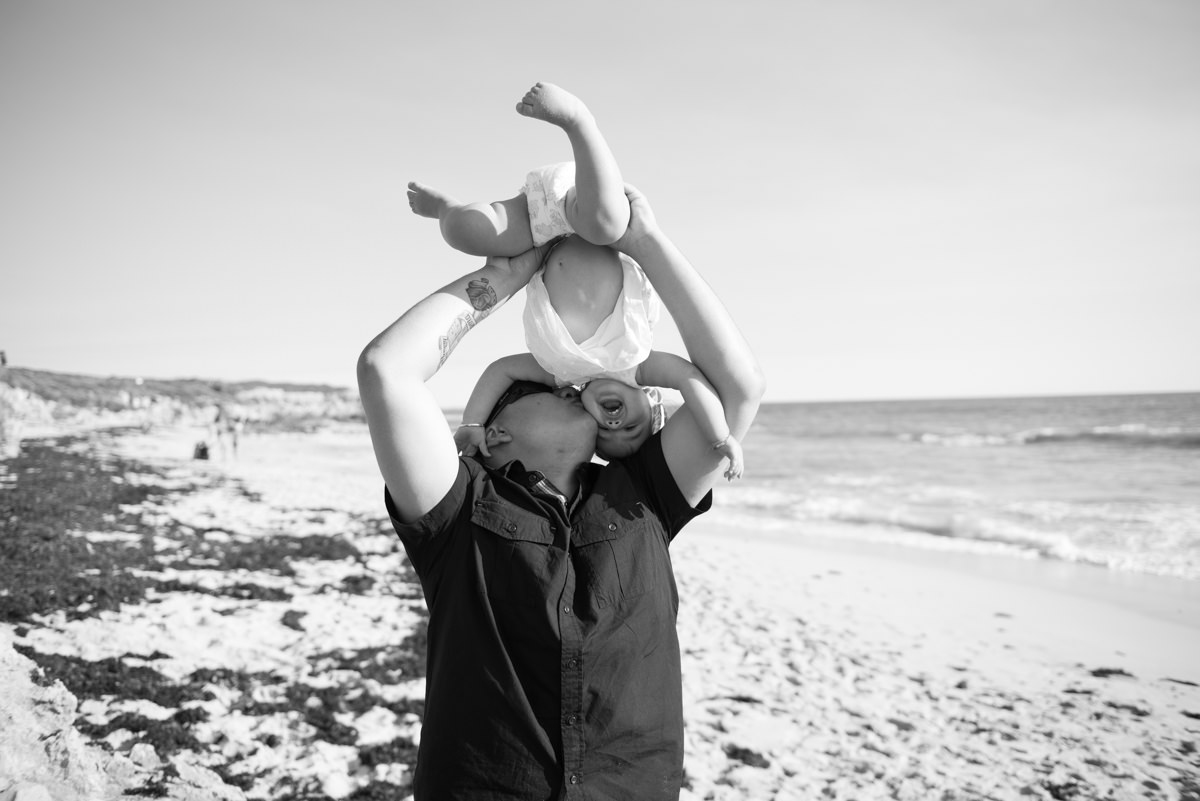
[621,431,712,541]
[384,458,476,575]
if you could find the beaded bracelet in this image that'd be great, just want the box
[711,436,730,451]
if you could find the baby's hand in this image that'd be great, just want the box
[715,435,744,481]
[484,242,549,284]
[454,425,490,458]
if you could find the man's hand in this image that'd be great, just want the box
[611,184,660,256]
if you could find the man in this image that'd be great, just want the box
[358,186,764,799]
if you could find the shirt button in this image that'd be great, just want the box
[506,522,517,532]
[562,606,571,616]
[607,522,617,530]
[568,657,580,669]
[566,714,580,726]
[569,773,582,785]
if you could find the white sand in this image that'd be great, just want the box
[6,424,1199,800]
[672,523,1200,798]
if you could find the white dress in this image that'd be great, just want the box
[523,254,661,387]
[521,163,661,387]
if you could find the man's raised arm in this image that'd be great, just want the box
[613,187,766,505]
[357,248,544,523]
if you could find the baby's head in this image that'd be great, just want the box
[580,379,667,460]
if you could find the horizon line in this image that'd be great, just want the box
[3,364,1196,407]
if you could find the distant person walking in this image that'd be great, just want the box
[211,407,239,460]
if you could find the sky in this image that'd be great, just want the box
[2,0,1198,406]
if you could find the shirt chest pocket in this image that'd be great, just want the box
[574,501,669,609]
[471,503,558,607]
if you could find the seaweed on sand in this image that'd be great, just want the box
[313,618,429,685]
[4,430,428,796]
[358,738,419,768]
[1,433,372,623]
[76,712,203,755]
[158,532,362,576]
[12,646,208,708]
[0,436,178,621]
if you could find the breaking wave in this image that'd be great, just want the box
[900,424,1200,449]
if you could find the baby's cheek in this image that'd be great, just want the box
[628,393,652,413]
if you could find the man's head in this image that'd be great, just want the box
[480,380,597,470]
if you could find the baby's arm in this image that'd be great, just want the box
[636,351,744,480]
[456,354,556,456]
[516,83,629,246]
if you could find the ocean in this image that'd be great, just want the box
[714,393,1200,581]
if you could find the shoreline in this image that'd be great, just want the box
[698,514,1200,639]
[680,520,1200,682]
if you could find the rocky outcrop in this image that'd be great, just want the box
[0,385,55,458]
[0,631,244,801]
[0,629,134,800]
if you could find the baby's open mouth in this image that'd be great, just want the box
[599,399,624,428]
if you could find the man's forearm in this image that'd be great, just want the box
[359,255,539,384]
[361,276,501,384]
[357,252,543,523]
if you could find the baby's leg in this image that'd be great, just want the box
[516,83,630,246]
[407,182,534,257]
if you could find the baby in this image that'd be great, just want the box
[409,83,743,478]
[408,82,630,256]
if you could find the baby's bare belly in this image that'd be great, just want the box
[541,237,624,344]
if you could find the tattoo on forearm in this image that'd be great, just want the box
[436,279,503,368]
[466,278,499,311]
[438,312,476,368]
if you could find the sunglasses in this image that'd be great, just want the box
[485,379,556,427]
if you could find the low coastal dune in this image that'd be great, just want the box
[2,423,1198,800]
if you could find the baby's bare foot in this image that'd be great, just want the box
[515,82,591,130]
[407,181,456,219]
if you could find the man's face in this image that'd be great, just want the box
[495,385,597,455]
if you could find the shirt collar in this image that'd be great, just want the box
[492,458,595,516]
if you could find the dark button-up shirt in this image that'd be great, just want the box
[386,433,710,800]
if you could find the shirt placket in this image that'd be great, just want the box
[526,471,587,793]
[558,528,585,793]
[525,465,595,791]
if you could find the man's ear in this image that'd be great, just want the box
[485,425,512,449]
